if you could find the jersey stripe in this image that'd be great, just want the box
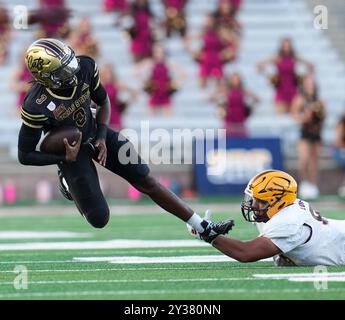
[21,109,48,121]
[22,120,43,129]
[93,76,100,91]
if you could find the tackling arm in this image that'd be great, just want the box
[211,235,281,263]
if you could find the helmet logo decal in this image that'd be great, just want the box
[27,56,47,71]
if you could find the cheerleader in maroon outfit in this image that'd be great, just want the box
[137,44,185,116]
[228,0,242,16]
[103,0,129,13]
[257,38,314,113]
[31,0,70,38]
[143,45,181,116]
[214,0,241,34]
[186,15,227,88]
[212,73,259,137]
[163,0,188,38]
[100,63,137,131]
[10,52,34,115]
[103,0,129,26]
[128,0,155,63]
[68,17,99,58]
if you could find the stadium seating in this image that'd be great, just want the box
[0,0,344,164]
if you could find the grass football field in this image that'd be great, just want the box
[0,203,345,300]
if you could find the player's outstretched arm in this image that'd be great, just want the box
[211,235,281,263]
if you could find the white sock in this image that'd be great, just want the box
[187,213,205,233]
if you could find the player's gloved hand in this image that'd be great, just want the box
[95,138,107,166]
[187,210,212,238]
[187,210,235,244]
[64,132,82,162]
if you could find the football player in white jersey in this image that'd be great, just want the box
[188,170,345,266]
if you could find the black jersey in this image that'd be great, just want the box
[21,55,106,142]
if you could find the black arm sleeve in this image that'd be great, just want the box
[18,124,65,166]
[91,82,107,105]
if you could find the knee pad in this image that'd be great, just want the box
[85,206,110,229]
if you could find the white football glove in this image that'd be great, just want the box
[187,210,235,243]
[186,210,212,240]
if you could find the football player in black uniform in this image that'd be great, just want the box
[17,38,233,243]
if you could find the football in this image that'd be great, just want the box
[39,126,81,155]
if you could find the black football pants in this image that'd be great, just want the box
[58,128,150,228]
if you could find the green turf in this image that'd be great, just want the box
[0,208,344,300]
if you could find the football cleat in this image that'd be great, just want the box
[57,169,73,201]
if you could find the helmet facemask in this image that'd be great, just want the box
[241,191,270,223]
[49,50,80,89]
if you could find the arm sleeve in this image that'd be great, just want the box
[18,123,65,166]
[21,106,48,129]
[89,59,107,105]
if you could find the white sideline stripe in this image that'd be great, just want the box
[0,239,208,251]
[290,277,345,282]
[0,231,91,239]
[0,260,73,264]
[0,277,257,285]
[254,272,345,283]
[0,288,344,299]
[74,255,272,264]
[74,255,233,263]
[254,272,345,279]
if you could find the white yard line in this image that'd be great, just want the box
[254,272,345,279]
[0,277,256,285]
[254,272,345,282]
[0,239,208,251]
[0,231,91,239]
[74,255,272,264]
[0,260,73,264]
[290,277,345,282]
[74,255,235,263]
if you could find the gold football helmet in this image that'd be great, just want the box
[25,38,80,89]
[241,170,297,222]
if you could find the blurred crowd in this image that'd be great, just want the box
[1,0,345,200]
